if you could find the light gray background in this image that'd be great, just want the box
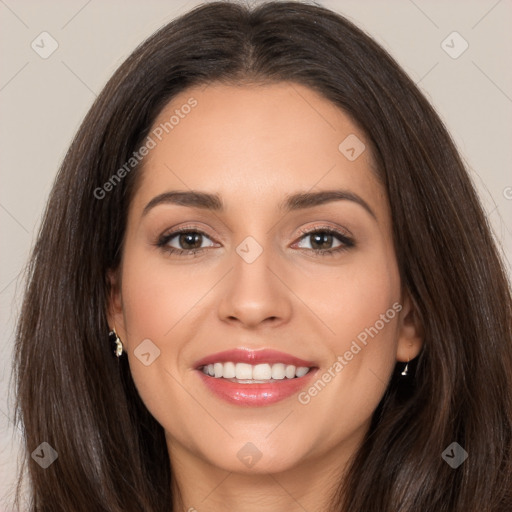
[1,0,511,509]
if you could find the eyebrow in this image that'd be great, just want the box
[142,189,376,220]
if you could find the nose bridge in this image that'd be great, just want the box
[217,233,292,327]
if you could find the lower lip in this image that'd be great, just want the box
[197,369,318,406]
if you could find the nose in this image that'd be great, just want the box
[217,241,293,329]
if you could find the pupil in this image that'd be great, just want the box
[311,233,332,250]
[180,233,201,249]
[177,232,334,251]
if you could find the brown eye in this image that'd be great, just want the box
[157,228,216,255]
[294,227,355,257]
[176,232,204,250]
[304,232,338,251]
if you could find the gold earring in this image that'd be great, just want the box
[112,327,123,357]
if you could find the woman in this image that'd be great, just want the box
[13,1,512,510]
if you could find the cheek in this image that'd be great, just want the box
[297,244,401,427]
[120,245,199,344]
[313,243,400,351]
[117,244,221,439]
[117,247,183,398]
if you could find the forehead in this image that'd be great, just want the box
[130,81,385,220]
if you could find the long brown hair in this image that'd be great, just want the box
[13,1,512,510]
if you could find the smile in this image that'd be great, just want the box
[201,362,311,381]
[195,348,319,406]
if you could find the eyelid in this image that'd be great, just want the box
[294,223,354,240]
[157,224,218,246]
[291,224,355,254]
[156,222,355,257]
[158,223,351,244]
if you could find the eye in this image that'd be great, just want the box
[294,226,355,256]
[156,227,216,256]
[155,225,355,258]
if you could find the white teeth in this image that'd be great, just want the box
[213,362,223,378]
[223,361,236,379]
[253,364,272,380]
[201,362,312,380]
[285,365,296,379]
[271,363,286,380]
[235,363,253,380]
[295,366,309,378]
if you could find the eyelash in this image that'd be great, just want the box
[156,225,355,258]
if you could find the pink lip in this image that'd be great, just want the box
[194,348,318,407]
[197,370,319,406]
[194,348,316,369]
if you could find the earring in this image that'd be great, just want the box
[401,358,409,377]
[111,327,123,357]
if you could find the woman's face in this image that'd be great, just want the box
[109,82,422,478]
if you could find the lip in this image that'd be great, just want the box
[197,369,319,406]
[194,348,316,369]
[194,348,319,407]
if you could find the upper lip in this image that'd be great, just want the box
[194,348,317,369]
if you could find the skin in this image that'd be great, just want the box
[108,82,423,512]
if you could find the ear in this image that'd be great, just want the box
[106,268,126,340]
[396,291,423,363]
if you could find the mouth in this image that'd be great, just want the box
[200,361,312,382]
[194,348,319,406]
